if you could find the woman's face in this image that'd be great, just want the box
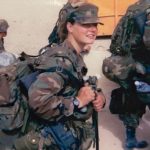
[67,22,98,52]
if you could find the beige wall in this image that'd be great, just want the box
[0,0,111,77]
[0,0,67,55]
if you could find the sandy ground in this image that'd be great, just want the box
[0,0,150,150]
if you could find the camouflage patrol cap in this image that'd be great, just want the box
[0,19,9,32]
[68,3,103,24]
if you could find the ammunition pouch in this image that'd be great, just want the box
[14,130,55,150]
[102,55,135,82]
[41,122,79,150]
[0,77,26,132]
[14,120,95,150]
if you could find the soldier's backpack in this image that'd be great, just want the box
[0,44,85,132]
[105,0,150,112]
[0,61,36,132]
[109,0,150,61]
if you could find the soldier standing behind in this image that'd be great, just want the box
[102,0,150,149]
[0,19,16,67]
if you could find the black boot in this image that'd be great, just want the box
[125,126,148,148]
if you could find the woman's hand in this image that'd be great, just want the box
[92,92,106,112]
[76,85,95,108]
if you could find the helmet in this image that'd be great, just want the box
[0,19,9,32]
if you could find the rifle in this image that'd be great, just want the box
[84,76,101,150]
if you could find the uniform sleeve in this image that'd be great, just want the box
[28,72,74,121]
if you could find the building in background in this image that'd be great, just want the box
[0,0,138,55]
[87,0,138,36]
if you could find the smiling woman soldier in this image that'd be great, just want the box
[14,2,106,150]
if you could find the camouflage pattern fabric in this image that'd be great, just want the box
[0,61,35,149]
[119,114,142,128]
[102,55,136,82]
[109,0,150,61]
[0,40,94,150]
[29,40,89,120]
[102,0,150,128]
[27,40,94,149]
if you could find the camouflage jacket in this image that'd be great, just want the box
[28,40,92,122]
[103,0,150,90]
[110,0,150,64]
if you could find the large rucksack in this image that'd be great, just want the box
[110,0,150,61]
[0,44,85,132]
[0,60,36,131]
